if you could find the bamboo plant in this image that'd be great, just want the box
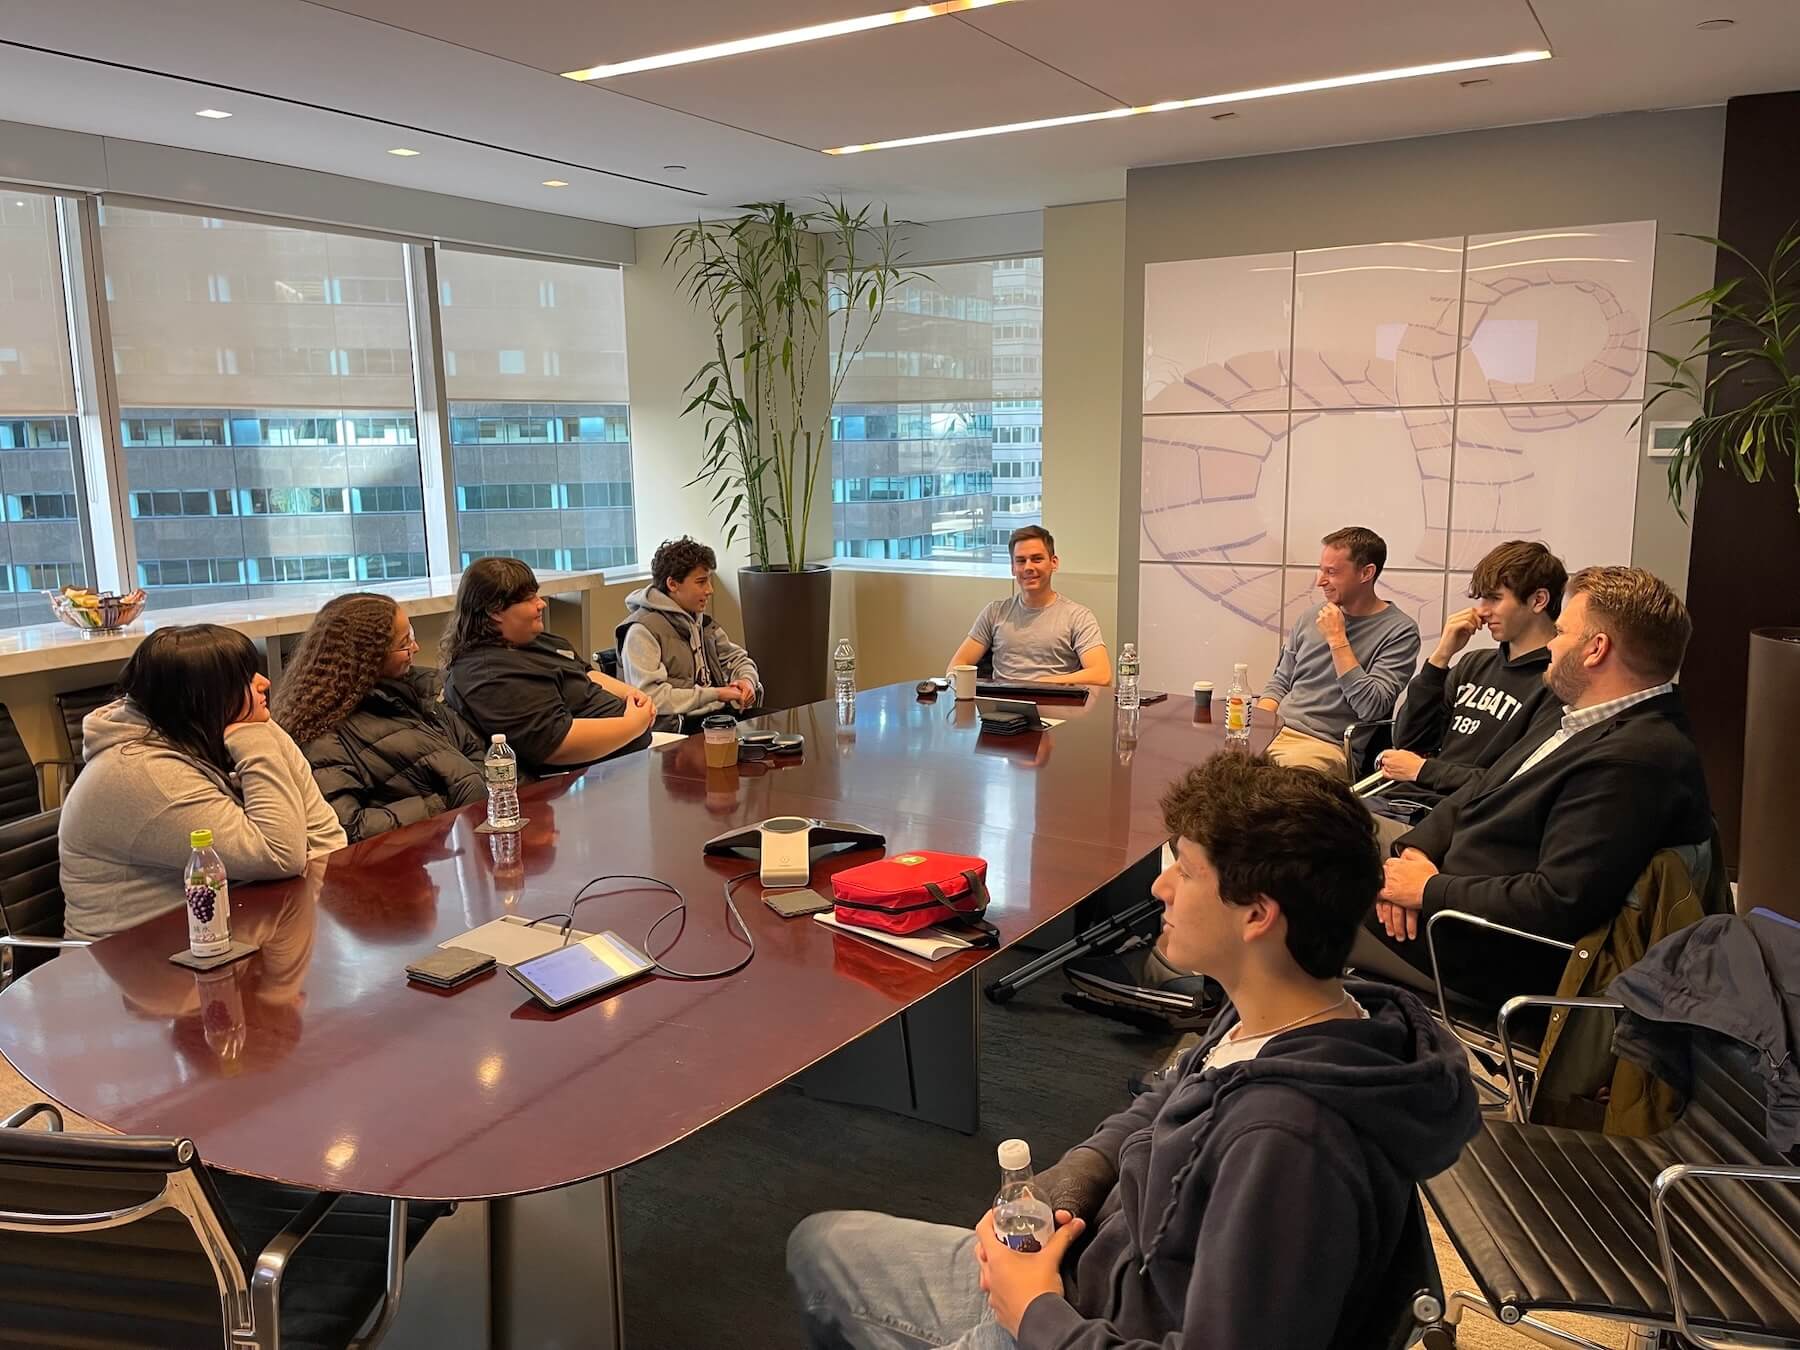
[1640,226,1800,517]
[667,199,918,571]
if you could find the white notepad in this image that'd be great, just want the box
[650,731,687,748]
[444,914,596,967]
[812,912,978,962]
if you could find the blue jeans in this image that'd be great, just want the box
[787,1211,1017,1350]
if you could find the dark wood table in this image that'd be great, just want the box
[0,682,1256,1346]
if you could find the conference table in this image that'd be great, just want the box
[0,681,1265,1348]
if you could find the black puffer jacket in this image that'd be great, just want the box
[301,669,487,842]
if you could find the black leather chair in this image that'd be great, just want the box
[54,681,117,771]
[0,807,84,990]
[0,702,76,821]
[1422,1021,1800,1348]
[0,1102,443,1350]
[591,647,620,677]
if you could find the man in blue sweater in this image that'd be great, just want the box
[1258,525,1420,775]
[789,755,1479,1350]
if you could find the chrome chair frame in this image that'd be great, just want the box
[0,931,91,991]
[0,1102,410,1350]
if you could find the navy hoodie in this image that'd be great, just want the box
[1018,984,1479,1350]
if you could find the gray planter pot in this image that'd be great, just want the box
[1739,626,1800,913]
[739,565,833,712]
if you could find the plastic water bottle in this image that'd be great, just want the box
[1224,662,1252,745]
[183,828,231,959]
[993,1139,1055,1253]
[484,734,520,829]
[833,638,856,713]
[1116,641,1140,711]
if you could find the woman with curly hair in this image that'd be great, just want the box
[441,557,654,774]
[273,592,487,841]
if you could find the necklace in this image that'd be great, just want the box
[1216,990,1354,1051]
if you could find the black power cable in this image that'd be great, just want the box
[527,871,757,981]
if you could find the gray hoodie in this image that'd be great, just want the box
[615,584,760,719]
[59,700,346,942]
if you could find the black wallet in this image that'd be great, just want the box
[406,946,496,989]
[975,697,1044,735]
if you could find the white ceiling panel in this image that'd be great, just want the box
[307,0,897,76]
[602,16,1121,150]
[960,0,1548,106]
[0,0,1796,228]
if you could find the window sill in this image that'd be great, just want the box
[827,558,1014,580]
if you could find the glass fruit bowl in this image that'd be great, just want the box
[46,587,147,635]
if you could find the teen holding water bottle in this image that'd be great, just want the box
[789,754,1478,1349]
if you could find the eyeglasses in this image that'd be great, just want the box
[391,631,420,654]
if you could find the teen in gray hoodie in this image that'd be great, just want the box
[790,754,1479,1350]
[59,625,344,943]
[616,537,761,728]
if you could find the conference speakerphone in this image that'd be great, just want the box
[702,816,886,887]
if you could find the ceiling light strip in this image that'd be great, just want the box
[562,0,1018,80]
[824,48,1551,154]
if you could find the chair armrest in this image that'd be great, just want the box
[1496,994,1623,1122]
[249,1194,411,1350]
[1342,718,1396,780]
[1652,1162,1800,1350]
[34,756,78,808]
[1,1101,64,1131]
[1423,910,1574,1064]
[0,935,91,950]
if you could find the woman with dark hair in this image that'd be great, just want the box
[273,592,486,841]
[59,624,345,942]
[441,557,654,774]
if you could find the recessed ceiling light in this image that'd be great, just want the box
[562,0,1018,80]
[542,179,569,188]
[1460,77,1492,88]
[1210,111,1238,122]
[663,164,688,173]
[194,108,233,119]
[1696,17,1735,29]
[387,147,421,157]
[825,49,1552,154]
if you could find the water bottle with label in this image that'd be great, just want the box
[1116,641,1140,711]
[183,828,231,958]
[484,734,520,829]
[992,1138,1056,1253]
[1224,662,1252,745]
[833,638,856,707]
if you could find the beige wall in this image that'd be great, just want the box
[1117,107,1728,637]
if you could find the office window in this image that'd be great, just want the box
[830,256,1042,565]
[0,193,92,627]
[101,204,427,607]
[439,249,635,571]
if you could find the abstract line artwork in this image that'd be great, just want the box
[1137,221,1654,688]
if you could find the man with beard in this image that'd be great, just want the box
[1349,565,1711,1007]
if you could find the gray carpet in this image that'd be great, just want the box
[616,948,1177,1349]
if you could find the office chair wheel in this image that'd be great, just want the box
[1418,1327,1456,1348]
[984,981,1017,1005]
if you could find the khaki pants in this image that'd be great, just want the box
[1267,725,1350,778]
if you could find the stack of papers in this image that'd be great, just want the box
[813,912,978,962]
[444,915,596,967]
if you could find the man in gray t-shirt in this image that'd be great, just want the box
[948,525,1112,686]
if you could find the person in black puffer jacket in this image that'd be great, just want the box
[273,592,486,842]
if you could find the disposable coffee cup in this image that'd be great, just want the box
[952,664,978,700]
[1193,681,1214,724]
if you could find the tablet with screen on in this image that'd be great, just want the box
[507,932,655,1009]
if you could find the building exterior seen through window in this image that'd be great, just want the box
[829,257,1043,564]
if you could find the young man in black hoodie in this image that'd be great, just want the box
[1371,540,1564,816]
[788,755,1479,1350]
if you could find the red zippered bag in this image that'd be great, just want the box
[830,850,998,946]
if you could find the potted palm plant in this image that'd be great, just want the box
[1640,224,1800,908]
[668,199,915,710]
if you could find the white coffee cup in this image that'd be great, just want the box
[951,664,978,700]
